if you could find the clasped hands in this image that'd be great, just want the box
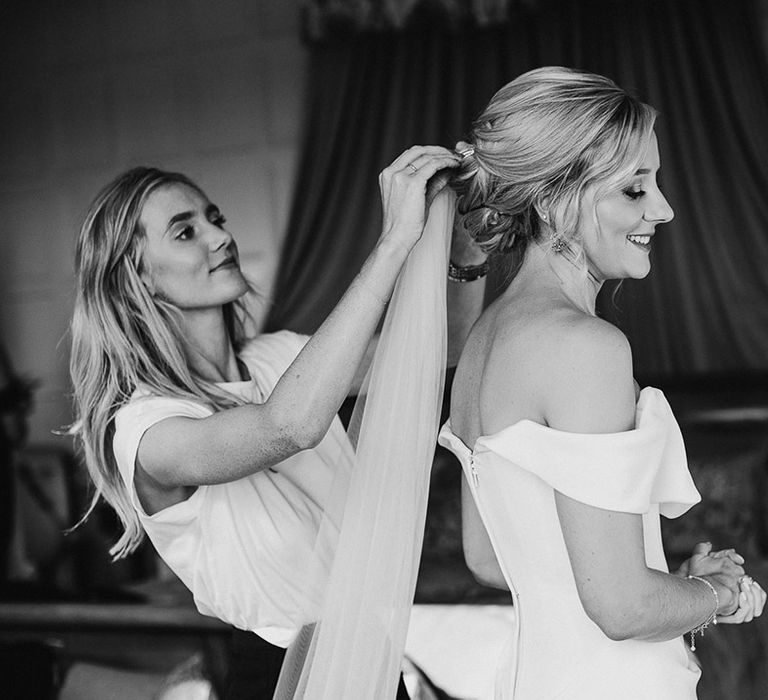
[676,541,766,623]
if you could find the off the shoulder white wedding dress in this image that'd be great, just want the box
[439,388,703,699]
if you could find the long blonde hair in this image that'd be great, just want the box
[452,66,657,278]
[70,167,252,558]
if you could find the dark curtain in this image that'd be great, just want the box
[266,0,768,378]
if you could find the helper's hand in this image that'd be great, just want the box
[378,146,460,253]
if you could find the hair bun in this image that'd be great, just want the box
[461,203,522,256]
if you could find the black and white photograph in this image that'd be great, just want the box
[1,1,768,698]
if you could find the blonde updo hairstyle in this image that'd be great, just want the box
[452,67,657,274]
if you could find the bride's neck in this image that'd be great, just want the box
[511,240,602,314]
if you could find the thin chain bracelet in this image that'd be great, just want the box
[687,575,718,651]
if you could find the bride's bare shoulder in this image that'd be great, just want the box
[489,303,627,366]
[487,307,636,433]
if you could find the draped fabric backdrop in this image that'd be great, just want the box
[266,0,768,379]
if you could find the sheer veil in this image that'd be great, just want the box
[274,189,455,699]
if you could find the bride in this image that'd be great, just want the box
[440,67,766,698]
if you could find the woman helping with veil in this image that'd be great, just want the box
[69,144,487,699]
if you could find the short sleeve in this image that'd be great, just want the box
[238,330,310,392]
[475,388,701,518]
[112,394,212,517]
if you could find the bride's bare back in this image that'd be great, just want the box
[450,249,637,452]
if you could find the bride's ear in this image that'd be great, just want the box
[533,196,551,224]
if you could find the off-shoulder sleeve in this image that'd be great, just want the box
[475,388,700,518]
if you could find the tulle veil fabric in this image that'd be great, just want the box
[274,190,455,699]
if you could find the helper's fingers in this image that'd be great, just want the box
[385,146,459,174]
[406,154,461,186]
[403,151,460,177]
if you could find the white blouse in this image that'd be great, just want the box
[113,330,353,647]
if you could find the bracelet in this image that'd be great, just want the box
[448,259,489,283]
[687,575,719,651]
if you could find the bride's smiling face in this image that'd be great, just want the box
[578,132,674,282]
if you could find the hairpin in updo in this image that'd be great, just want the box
[456,144,475,159]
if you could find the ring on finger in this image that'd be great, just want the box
[406,163,419,174]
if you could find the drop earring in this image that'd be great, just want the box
[550,235,567,253]
[549,224,567,253]
[542,213,566,253]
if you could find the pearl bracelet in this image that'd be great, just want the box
[687,574,718,651]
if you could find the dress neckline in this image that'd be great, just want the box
[216,377,255,389]
[443,386,666,455]
[215,355,254,388]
